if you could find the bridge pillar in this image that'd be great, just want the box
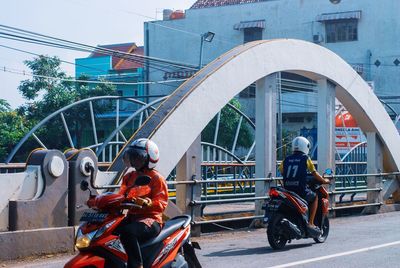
[255,74,277,217]
[317,79,336,173]
[317,79,336,211]
[363,132,383,214]
[65,149,98,226]
[8,150,69,231]
[176,135,202,236]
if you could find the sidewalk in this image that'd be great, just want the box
[1,253,75,268]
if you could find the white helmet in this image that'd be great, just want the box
[124,138,159,170]
[292,136,310,155]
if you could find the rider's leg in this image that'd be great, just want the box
[118,222,146,268]
[309,197,318,226]
[304,189,318,227]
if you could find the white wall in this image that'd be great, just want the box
[147,0,400,111]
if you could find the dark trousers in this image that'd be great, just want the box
[116,219,161,268]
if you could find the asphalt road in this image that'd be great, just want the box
[3,211,400,268]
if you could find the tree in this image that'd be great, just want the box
[12,55,116,158]
[202,99,253,157]
[0,100,31,161]
[0,99,11,112]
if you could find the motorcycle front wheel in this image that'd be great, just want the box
[313,216,329,243]
[267,213,288,250]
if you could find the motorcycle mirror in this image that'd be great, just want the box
[135,175,151,186]
[80,180,89,191]
[324,168,333,176]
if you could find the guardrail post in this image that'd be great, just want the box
[255,74,277,219]
[317,80,336,213]
[176,136,202,236]
[363,132,383,214]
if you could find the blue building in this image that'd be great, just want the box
[76,43,144,98]
[145,0,400,130]
[74,43,145,146]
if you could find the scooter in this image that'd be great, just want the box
[263,169,332,250]
[65,164,201,268]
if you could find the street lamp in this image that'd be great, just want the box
[199,31,215,69]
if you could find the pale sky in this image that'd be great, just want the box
[0,0,196,108]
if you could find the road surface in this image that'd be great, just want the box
[3,211,400,267]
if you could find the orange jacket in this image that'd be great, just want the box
[119,168,168,226]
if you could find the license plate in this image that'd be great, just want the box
[267,200,281,211]
[80,212,108,223]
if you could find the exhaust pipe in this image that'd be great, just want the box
[281,219,302,239]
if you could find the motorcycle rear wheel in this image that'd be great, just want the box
[267,213,288,250]
[183,243,202,268]
[313,216,329,243]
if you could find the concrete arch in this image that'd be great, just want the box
[109,39,400,176]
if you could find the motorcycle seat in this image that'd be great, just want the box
[141,215,191,248]
[278,187,308,204]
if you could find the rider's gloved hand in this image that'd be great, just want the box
[133,197,153,207]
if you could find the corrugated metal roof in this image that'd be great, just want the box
[88,43,144,70]
[90,43,136,58]
[234,20,265,30]
[115,46,144,70]
[191,0,268,9]
[317,10,362,22]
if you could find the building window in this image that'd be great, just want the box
[325,19,358,43]
[239,85,256,98]
[244,28,263,43]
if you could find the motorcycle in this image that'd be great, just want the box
[263,169,332,250]
[65,164,201,268]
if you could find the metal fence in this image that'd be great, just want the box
[169,170,397,226]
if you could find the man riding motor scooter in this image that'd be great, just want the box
[117,138,168,268]
[65,138,201,268]
[279,136,330,236]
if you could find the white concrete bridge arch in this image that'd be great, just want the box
[111,39,400,178]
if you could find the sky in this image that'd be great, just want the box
[0,0,196,108]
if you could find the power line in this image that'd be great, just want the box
[0,32,187,75]
[0,44,109,73]
[349,61,400,68]
[1,66,188,86]
[0,24,198,70]
[66,0,238,47]
[0,24,199,74]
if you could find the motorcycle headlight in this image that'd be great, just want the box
[75,220,116,249]
[75,228,96,249]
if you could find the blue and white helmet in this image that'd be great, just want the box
[124,138,159,170]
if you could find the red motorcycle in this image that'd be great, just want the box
[65,173,201,268]
[263,170,332,250]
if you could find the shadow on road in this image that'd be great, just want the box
[205,242,314,257]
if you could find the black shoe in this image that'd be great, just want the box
[307,225,321,238]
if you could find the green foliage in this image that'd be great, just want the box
[202,99,253,153]
[0,55,117,162]
[0,99,11,112]
[18,56,116,120]
[0,101,31,161]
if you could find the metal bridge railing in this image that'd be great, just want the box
[1,161,396,226]
[169,171,398,226]
[168,177,275,225]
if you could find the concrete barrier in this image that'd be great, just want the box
[0,227,75,261]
